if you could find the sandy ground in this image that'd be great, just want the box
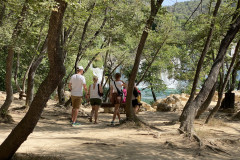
[1,92,240,160]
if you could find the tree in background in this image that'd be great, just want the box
[0,0,67,159]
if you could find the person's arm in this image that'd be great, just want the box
[99,84,103,93]
[68,83,72,91]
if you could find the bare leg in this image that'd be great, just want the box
[90,106,95,122]
[94,105,99,123]
[134,105,139,114]
[72,108,79,123]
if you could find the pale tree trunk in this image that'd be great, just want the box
[25,37,47,107]
[179,7,240,133]
[125,0,163,121]
[0,1,67,159]
[0,0,28,117]
[101,38,112,86]
[182,0,221,115]
[205,40,240,123]
[14,52,22,93]
[25,54,45,107]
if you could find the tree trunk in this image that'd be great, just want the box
[0,1,67,159]
[125,0,163,121]
[205,40,240,123]
[136,38,167,86]
[0,0,28,116]
[179,11,240,133]
[0,47,14,116]
[74,2,96,73]
[228,59,240,92]
[25,54,45,107]
[57,80,65,105]
[14,52,22,93]
[101,42,110,86]
[195,82,217,119]
[150,83,157,102]
[183,0,221,107]
[0,0,6,27]
[25,36,47,107]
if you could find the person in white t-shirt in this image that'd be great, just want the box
[88,76,103,124]
[109,73,125,125]
[68,66,88,127]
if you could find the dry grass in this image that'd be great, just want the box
[207,118,228,127]
[12,153,64,160]
[195,129,213,139]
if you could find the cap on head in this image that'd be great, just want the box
[77,66,84,71]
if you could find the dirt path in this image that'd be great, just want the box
[1,94,240,159]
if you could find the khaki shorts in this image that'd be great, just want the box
[71,96,82,109]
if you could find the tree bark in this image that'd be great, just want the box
[101,40,110,86]
[14,52,22,93]
[0,1,67,159]
[74,2,96,73]
[0,0,6,27]
[179,10,240,133]
[125,0,163,121]
[228,59,240,92]
[0,0,28,116]
[195,82,217,119]
[150,83,157,102]
[205,39,240,123]
[136,38,167,86]
[183,0,221,108]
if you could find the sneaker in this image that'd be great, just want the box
[110,121,114,126]
[72,122,81,127]
[119,119,124,124]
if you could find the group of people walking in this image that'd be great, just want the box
[68,66,141,127]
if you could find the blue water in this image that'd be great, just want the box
[140,88,181,104]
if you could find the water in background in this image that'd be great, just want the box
[140,88,180,104]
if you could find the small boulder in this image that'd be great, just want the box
[157,102,171,112]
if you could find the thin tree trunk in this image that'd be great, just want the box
[0,0,28,117]
[205,39,240,123]
[183,0,221,108]
[0,1,67,159]
[179,8,240,133]
[14,52,22,93]
[101,43,110,86]
[150,83,157,101]
[25,37,47,107]
[74,2,96,73]
[136,38,167,86]
[195,82,217,119]
[125,0,163,121]
[84,40,106,73]
[228,59,240,92]
[0,0,6,27]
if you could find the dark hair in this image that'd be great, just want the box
[115,73,121,80]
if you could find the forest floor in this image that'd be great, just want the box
[0,92,240,160]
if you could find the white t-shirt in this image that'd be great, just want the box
[90,83,101,99]
[70,74,86,96]
[110,80,123,93]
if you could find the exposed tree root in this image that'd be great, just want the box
[178,128,230,156]
[0,114,14,123]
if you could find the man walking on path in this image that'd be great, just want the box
[68,66,88,127]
